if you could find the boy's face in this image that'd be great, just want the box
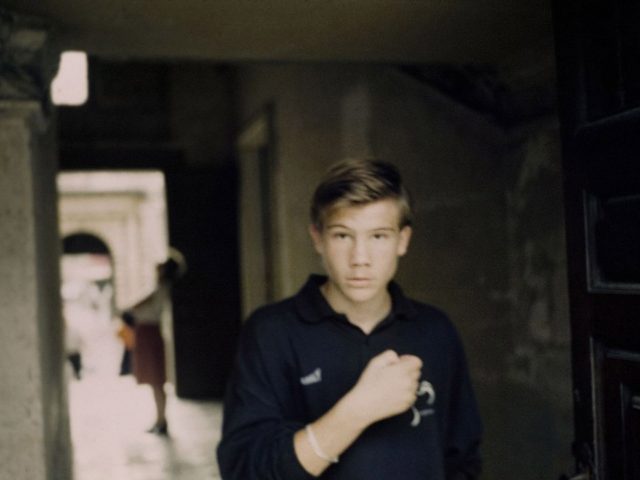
[309,198,412,309]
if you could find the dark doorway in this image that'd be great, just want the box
[58,57,242,399]
[63,233,110,255]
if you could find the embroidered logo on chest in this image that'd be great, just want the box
[410,380,436,427]
[300,368,322,386]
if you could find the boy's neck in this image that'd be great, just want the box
[320,282,392,335]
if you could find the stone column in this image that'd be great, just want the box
[0,7,72,480]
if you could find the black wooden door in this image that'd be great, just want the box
[554,1,640,478]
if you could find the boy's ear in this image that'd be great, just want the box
[397,225,412,257]
[309,224,324,254]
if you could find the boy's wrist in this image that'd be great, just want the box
[337,389,375,431]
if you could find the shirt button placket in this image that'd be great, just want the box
[360,335,373,368]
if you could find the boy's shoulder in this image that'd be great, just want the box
[244,296,299,330]
[244,275,326,330]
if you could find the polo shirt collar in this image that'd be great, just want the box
[294,274,418,324]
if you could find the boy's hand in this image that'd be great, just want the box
[294,350,422,476]
[344,349,422,427]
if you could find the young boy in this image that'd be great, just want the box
[217,159,482,479]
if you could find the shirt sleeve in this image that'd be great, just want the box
[216,314,315,480]
[443,325,483,480]
[129,286,166,325]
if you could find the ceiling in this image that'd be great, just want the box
[3,0,555,71]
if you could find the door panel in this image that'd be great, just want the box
[598,348,640,479]
[554,0,640,478]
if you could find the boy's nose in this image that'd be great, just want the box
[350,239,371,266]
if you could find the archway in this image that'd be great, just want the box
[61,232,117,379]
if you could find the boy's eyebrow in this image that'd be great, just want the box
[325,223,350,230]
[325,224,398,231]
[327,223,348,228]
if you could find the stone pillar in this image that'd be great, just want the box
[0,7,72,480]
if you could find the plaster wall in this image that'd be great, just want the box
[0,102,72,480]
[498,119,572,477]
[368,72,572,478]
[237,64,376,298]
[236,63,572,479]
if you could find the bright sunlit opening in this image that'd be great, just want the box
[51,51,88,106]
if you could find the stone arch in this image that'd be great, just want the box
[63,231,110,255]
[58,193,161,310]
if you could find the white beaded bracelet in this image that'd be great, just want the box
[305,424,339,464]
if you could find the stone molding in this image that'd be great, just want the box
[0,7,59,105]
[0,99,46,131]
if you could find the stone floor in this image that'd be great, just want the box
[67,324,223,480]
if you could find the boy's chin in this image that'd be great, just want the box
[339,285,382,304]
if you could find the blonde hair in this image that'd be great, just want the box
[310,158,413,229]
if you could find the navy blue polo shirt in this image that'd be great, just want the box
[217,275,482,480]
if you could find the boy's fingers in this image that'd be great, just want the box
[398,354,423,370]
[370,349,399,368]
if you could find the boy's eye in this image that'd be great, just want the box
[373,233,389,240]
[332,232,350,239]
